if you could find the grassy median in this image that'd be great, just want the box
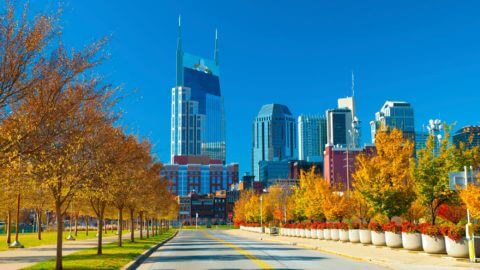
[25,229,175,270]
[0,230,129,251]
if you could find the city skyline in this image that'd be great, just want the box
[36,1,480,175]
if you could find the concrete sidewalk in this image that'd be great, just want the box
[0,231,141,270]
[225,230,480,270]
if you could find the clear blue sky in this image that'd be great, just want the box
[28,1,480,174]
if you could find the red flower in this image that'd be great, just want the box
[383,222,401,233]
[419,223,442,236]
[337,222,349,230]
[401,221,420,233]
[368,222,384,232]
[441,224,466,242]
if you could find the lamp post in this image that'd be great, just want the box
[427,119,443,156]
[260,195,263,233]
[66,203,75,241]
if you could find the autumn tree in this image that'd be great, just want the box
[353,128,416,220]
[460,184,480,219]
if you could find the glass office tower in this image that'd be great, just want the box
[370,101,415,144]
[171,18,226,163]
[252,104,297,180]
[298,115,327,162]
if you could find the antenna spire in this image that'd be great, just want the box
[351,71,355,97]
[214,28,219,65]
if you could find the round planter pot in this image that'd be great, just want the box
[359,229,372,244]
[311,229,318,239]
[402,232,422,251]
[305,229,312,238]
[349,229,360,243]
[300,229,306,238]
[295,228,300,237]
[323,229,331,240]
[445,236,469,258]
[371,231,386,246]
[331,229,340,241]
[316,229,324,240]
[339,229,349,242]
[385,231,403,248]
[421,234,446,254]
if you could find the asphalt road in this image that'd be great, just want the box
[137,230,388,270]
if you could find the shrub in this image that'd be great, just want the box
[349,222,361,230]
[401,221,420,233]
[359,222,369,229]
[337,222,348,230]
[368,222,383,232]
[419,223,442,236]
[441,224,466,242]
[383,221,402,233]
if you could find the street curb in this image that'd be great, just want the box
[121,230,178,270]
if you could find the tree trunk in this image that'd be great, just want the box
[139,212,143,239]
[37,209,42,240]
[104,219,107,234]
[55,202,63,270]
[146,217,149,238]
[74,214,78,236]
[86,216,89,236]
[130,208,134,242]
[14,193,21,242]
[117,208,123,247]
[6,210,12,244]
[97,215,103,255]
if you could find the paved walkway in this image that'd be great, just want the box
[0,232,141,270]
[225,230,480,270]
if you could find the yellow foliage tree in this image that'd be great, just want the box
[459,184,480,219]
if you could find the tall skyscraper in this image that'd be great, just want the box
[453,126,480,149]
[370,101,415,144]
[298,115,327,162]
[171,17,226,163]
[252,104,297,180]
[326,96,360,148]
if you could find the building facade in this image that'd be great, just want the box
[258,160,290,186]
[453,126,480,149]
[171,19,226,163]
[252,104,297,180]
[324,145,375,190]
[370,101,415,144]
[326,97,360,149]
[162,155,238,196]
[298,115,327,162]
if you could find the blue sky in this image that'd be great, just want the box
[28,1,480,174]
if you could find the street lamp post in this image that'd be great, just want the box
[66,203,75,241]
[260,195,263,233]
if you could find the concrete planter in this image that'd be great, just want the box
[339,229,349,242]
[385,231,403,248]
[299,229,306,238]
[371,231,386,246]
[421,234,446,254]
[316,229,324,240]
[311,229,318,239]
[349,229,360,243]
[359,229,372,244]
[445,237,469,258]
[305,229,312,238]
[295,228,300,237]
[331,229,340,241]
[323,229,331,240]
[402,232,422,251]
[287,228,292,236]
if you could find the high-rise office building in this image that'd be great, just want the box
[370,101,415,144]
[252,104,297,180]
[171,18,226,163]
[326,96,360,148]
[453,126,480,149]
[298,115,327,162]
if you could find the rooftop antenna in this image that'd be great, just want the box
[214,28,219,65]
[351,71,355,97]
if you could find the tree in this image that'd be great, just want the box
[413,126,479,224]
[353,128,416,220]
[349,190,374,224]
[459,183,480,219]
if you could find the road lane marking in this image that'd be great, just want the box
[202,231,274,269]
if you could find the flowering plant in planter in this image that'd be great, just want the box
[295,223,305,229]
[304,223,312,229]
[401,221,420,233]
[419,223,442,236]
[368,222,384,232]
[313,222,325,229]
[349,222,361,229]
[359,222,369,229]
[382,221,402,233]
[337,222,348,230]
[441,224,466,241]
[326,222,336,229]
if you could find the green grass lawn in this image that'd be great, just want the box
[25,229,175,270]
[0,230,130,251]
[180,224,236,230]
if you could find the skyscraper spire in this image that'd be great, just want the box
[176,15,184,86]
[214,28,219,65]
[351,70,355,97]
